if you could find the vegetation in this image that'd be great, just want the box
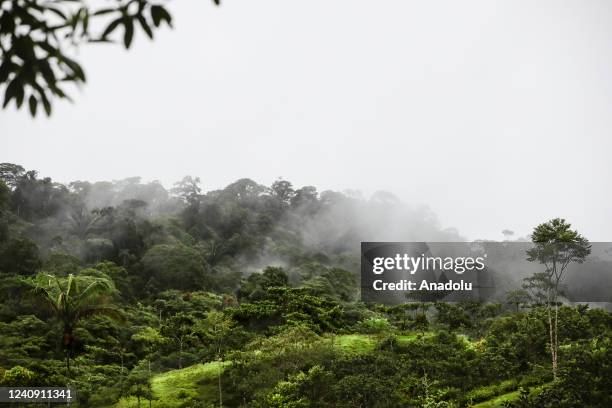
[0,0,220,115]
[0,163,609,407]
[525,218,591,379]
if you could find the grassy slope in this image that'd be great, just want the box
[331,334,377,353]
[329,331,436,353]
[115,361,229,408]
[115,334,380,406]
[472,389,520,408]
[472,383,552,408]
[115,332,515,407]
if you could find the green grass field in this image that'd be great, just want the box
[115,361,229,408]
[328,331,438,354]
[329,334,377,353]
[472,389,520,407]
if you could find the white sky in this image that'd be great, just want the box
[2,0,612,241]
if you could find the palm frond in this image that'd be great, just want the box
[76,279,114,304]
[66,274,78,297]
[30,285,60,313]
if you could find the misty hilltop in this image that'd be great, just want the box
[0,162,463,296]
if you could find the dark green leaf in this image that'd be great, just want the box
[82,9,89,33]
[102,17,122,39]
[88,38,113,44]
[123,17,134,48]
[3,77,22,108]
[93,8,117,16]
[39,60,56,86]
[28,95,38,117]
[59,56,86,82]
[46,7,67,20]
[49,84,67,99]
[0,60,11,84]
[151,5,162,27]
[15,84,25,108]
[151,5,171,28]
[39,89,51,116]
[37,41,59,55]
[137,15,153,39]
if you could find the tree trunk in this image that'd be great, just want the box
[553,295,559,379]
[218,359,223,408]
[63,329,73,376]
[547,288,558,380]
[218,343,223,408]
[65,350,70,374]
[178,338,183,369]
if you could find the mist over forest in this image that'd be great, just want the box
[0,162,466,295]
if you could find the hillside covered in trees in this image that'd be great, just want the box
[0,163,609,407]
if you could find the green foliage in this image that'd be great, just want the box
[230,287,348,334]
[302,267,357,301]
[465,379,519,404]
[506,289,532,312]
[142,244,206,292]
[526,218,592,380]
[0,237,41,275]
[238,266,289,301]
[1,365,35,386]
[258,365,332,408]
[0,0,221,115]
[527,218,591,266]
[0,166,609,407]
[356,316,392,334]
[30,271,122,374]
[124,360,153,405]
[0,314,49,365]
[332,334,377,354]
[435,302,471,330]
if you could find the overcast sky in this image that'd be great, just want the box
[2,0,612,241]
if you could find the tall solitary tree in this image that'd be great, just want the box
[31,272,122,375]
[525,218,591,379]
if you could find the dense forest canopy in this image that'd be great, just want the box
[0,162,462,289]
[0,162,609,407]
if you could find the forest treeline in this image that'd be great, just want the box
[0,163,610,407]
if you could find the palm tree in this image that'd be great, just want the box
[32,273,123,375]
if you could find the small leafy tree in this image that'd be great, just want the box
[505,289,531,312]
[1,365,35,386]
[161,312,197,369]
[0,0,221,115]
[525,218,591,379]
[125,360,154,408]
[197,311,234,408]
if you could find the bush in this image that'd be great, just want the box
[1,366,36,386]
[356,317,392,334]
[464,379,518,404]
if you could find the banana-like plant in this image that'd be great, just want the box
[32,272,123,375]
